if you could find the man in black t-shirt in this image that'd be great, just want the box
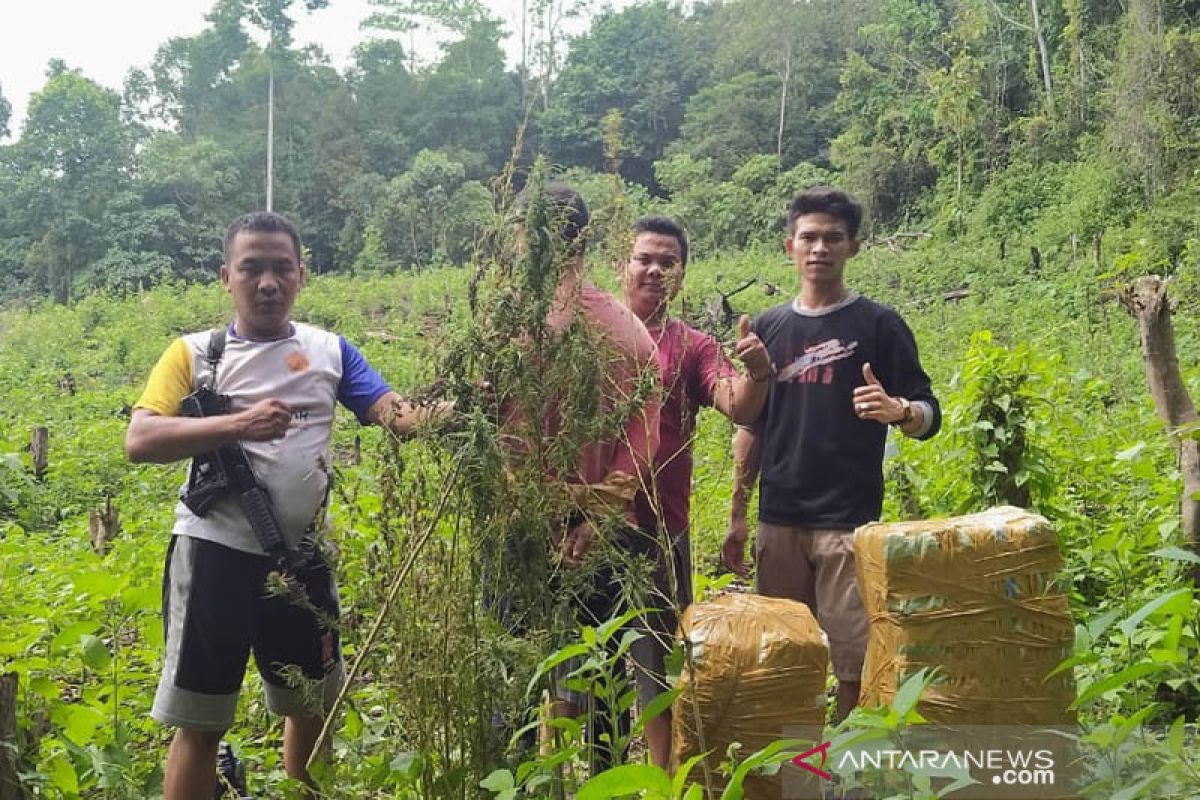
[722,187,941,720]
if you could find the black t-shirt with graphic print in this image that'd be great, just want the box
[750,294,941,530]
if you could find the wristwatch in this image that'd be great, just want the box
[890,397,914,426]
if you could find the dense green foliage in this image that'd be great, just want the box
[3,0,1200,298]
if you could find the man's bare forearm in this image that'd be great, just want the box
[369,392,455,437]
[731,425,762,521]
[125,410,245,464]
[714,375,769,426]
[898,401,927,437]
[126,397,294,463]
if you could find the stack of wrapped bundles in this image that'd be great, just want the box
[855,506,1076,723]
[672,593,827,800]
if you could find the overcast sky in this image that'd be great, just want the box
[0,0,620,142]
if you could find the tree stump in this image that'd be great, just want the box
[88,497,121,556]
[1120,276,1200,583]
[0,672,20,800]
[29,429,47,480]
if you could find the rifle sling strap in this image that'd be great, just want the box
[204,327,227,391]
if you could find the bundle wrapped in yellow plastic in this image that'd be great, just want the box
[856,506,1075,723]
[671,593,827,799]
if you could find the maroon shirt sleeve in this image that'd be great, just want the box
[689,327,738,408]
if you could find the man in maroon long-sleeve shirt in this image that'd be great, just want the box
[503,182,662,567]
[619,215,771,767]
[503,183,662,767]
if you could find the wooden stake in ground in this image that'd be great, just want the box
[29,428,47,480]
[0,672,20,800]
[1120,276,1200,583]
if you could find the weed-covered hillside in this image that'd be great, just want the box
[1,231,1197,796]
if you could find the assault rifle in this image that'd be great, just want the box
[180,384,295,570]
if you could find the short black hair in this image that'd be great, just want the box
[515,181,590,254]
[223,211,302,263]
[632,215,689,267]
[787,187,863,239]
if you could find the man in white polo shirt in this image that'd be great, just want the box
[126,211,440,799]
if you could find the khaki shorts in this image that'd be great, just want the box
[754,522,867,682]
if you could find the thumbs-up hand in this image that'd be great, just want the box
[862,362,881,386]
[737,314,751,339]
[852,361,905,424]
[734,315,772,382]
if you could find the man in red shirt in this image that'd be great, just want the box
[502,184,663,769]
[506,183,662,571]
[619,215,771,767]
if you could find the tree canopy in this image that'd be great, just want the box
[1,0,1199,298]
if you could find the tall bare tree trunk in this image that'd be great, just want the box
[776,47,791,160]
[520,0,530,107]
[0,672,19,800]
[1028,0,1055,114]
[1121,276,1200,583]
[266,34,275,213]
[956,135,964,206]
[541,0,557,111]
[1076,38,1087,122]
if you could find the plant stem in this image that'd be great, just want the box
[306,450,466,770]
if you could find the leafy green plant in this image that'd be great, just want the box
[948,330,1054,512]
[481,609,674,799]
[821,669,977,800]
